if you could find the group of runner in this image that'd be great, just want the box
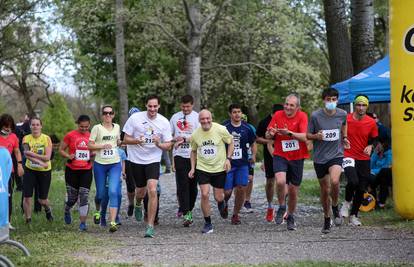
[1,88,380,237]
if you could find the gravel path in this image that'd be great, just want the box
[78,169,414,266]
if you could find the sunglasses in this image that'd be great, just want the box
[102,111,114,116]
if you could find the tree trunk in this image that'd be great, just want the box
[351,0,376,74]
[323,0,354,84]
[20,77,35,116]
[115,0,128,126]
[185,4,202,111]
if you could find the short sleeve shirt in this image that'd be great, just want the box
[170,111,199,158]
[308,108,347,164]
[89,124,121,165]
[223,121,256,167]
[0,133,19,172]
[267,110,309,161]
[123,112,172,164]
[345,114,378,160]
[23,133,52,171]
[191,122,233,173]
[63,130,92,170]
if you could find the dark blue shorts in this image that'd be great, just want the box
[273,155,304,186]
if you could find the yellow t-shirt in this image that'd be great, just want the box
[190,122,233,173]
[23,134,52,171]
[89,123,121,165]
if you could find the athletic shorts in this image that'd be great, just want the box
[130,162,160,188]
[313,157,343,179]
[264,158,274,179]
[273,155,304,186]
[23,168,52,199]
[65,166,93,189]
[224,165,249,190]
[125,160,136,193]
[196,170,226,189]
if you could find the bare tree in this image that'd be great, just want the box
[351,0,376,74]
[115,0,128,125]
[323,0,354,84]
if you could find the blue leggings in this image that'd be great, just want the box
[93,161,122,208]
[100,179,122,220]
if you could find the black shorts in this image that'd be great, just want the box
[125,160,136,193]
[196,170,226,189]
[264,158,274,179]
[313,157,343,179]
[344,159,371,189]
[23,168,52,199]
[130,162,160,188]
[273,155,304,186]
[65,166,93,189]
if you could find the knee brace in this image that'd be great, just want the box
[78,187,90,217]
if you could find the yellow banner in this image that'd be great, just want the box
[390,0,414,219]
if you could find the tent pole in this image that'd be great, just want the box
[350,103,354,113]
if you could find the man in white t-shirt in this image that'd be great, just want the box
[170,95,200,227]
[123,95,172,238]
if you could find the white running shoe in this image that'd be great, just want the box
[340,201,351,218]
[349,215,362,226]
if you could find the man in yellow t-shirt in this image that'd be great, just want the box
[189,109,234,234]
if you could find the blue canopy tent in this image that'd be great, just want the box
[332,56,390,104]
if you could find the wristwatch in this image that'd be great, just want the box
[288,132,293,137]
[226,157,232,160]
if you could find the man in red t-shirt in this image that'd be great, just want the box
[265,94,309,230]
[340,95,378,226]
[59,115,93,231]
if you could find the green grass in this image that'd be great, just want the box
[1,171,130,267]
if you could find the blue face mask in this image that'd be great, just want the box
[325,101,337,111]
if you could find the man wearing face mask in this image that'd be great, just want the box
[307,88,349,233]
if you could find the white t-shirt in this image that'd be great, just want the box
[170,111,199,158]
[123,111,172,164]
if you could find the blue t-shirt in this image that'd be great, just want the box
[0,148,12,228]
[223,121,256,167]
[118,148,127,162]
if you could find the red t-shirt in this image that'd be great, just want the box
[63,130,92,170]
[344,113,378,160]
[267,110,309,160]
[0,133,19,172]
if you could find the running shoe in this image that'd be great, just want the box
[176,208,183,218]
[349,215,362,226]
[64,211,72,225]
[340,201,350,218]
[9,224,15,231]
[93,211,101,224]
[115,215,122,226]
[100,217,107,227]
[275,207,286,225]
[219,202,228,219]
[333,206,343,226]
[286,214,297,231]
[183,211,193,227]
[25,218,31,224]
[321,217,332,234]
[266,207,274,222]
[244,201,253,213]
[231,214,241,225]
[79,222,87,232]
[201,223,213,234]
[45,209,54,222]
[127,205,134,217]
[135,205,143,222]
[144,225,154,238]
[109,221,118,233]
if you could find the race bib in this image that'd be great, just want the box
[342,157,355,168]
[200,145,217,159]
[322,129,340,141]
[29,160,42,168]
[75,150,90,161]
[177,142,190,152]
[281,139,299,152]
[232,148,242,160]
[143,136,154,144]
[101,148,116,159]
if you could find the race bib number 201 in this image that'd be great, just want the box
[281,140,299,152]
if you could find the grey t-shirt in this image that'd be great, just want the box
[308,108,347,164]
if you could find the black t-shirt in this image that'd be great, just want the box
[256,115,273,166]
